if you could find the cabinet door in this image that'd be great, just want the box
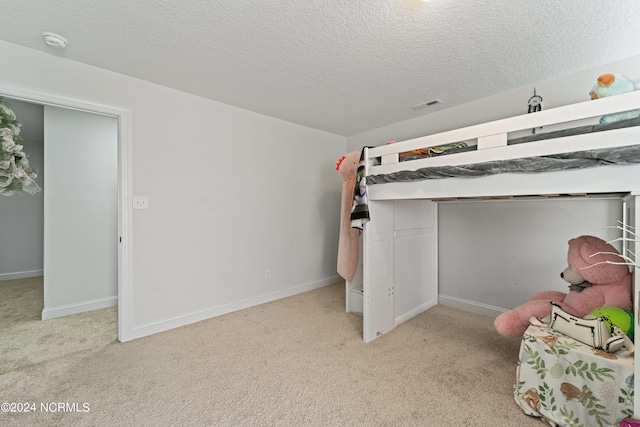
[394,200,437,325]
[363,199,438,342]
[363,200,394,342]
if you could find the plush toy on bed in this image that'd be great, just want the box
[589,73,640,124]
[494,235,633,336]
[336,151,362,282]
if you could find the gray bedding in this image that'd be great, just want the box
[366,117,640,185]
[367,145,640,184]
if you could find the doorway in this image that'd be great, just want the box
[0,82,133,342]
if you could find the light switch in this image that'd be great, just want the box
[133,196,149,209]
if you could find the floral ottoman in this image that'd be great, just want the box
[515,323,634,426]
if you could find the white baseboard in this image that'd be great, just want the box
[129,275,342,341]
[438,294,506,319]
[0,270,43,281]
[42,295,118,320]
[395,298,438,325]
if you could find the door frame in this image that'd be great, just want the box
[0,81,133,342]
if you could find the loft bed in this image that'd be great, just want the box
[364,90,640,201]
[346,90,640,416]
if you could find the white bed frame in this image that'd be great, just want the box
[346,90,640,416]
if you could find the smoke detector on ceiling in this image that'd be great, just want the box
[42,32,68,50]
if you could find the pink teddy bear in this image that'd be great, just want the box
[494,235,632,336]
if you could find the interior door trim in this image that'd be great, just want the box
[0,80,134,342]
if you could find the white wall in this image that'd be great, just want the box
[438,198,622,313]
[0,99,44,280]
[42,106,118,319]
[347,54,640,150]
[0,41,345,337]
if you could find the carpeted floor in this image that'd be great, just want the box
[0,277,544,426]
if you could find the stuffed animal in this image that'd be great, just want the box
[336,152,362,282]
[494,235,632,336]
[589,73,640,124]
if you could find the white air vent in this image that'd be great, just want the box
[411,99,442,111]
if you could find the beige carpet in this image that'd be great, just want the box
[0,278,544,426]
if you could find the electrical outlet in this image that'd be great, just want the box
[264,269,272,280]
[133,196,149,209]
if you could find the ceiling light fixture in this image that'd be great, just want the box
[42,32,68,50]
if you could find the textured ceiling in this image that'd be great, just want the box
[1,0,640,136]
